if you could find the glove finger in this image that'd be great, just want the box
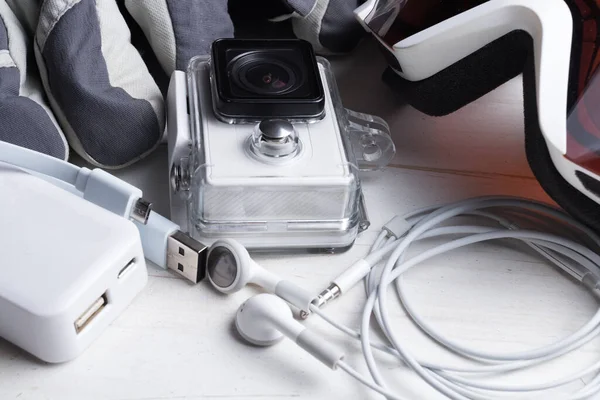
[0,0,68,159]
[281,0,315,18]
[35,0,164,168]
[288,0,366,54]
[125,0,234,74]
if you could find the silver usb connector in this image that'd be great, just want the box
[166,231,208,283]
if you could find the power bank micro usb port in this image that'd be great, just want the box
[118,258,137,279]
[74,294,107,334]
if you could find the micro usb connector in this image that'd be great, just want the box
[166,231,208,283]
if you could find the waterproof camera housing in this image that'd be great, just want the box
[167,39,395,251]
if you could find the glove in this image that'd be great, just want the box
[0,0,67,159]
[124,0,234,75]
[271,0,367,54]
[0,0,234,168]
[35,0,168,168]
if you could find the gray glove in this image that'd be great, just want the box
[0,0,234,168]
[124,1,234,74]
[0,0,67,160]
[274,0,367,54]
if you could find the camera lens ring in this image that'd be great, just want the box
[229,52,300,95]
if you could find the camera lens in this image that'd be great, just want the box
[230,52,299,95]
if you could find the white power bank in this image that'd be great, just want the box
[0,162,148,363]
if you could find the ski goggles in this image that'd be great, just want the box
[355,0,600,231]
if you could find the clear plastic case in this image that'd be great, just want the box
[169,55,394,251]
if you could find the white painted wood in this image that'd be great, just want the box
[1,40,595,400]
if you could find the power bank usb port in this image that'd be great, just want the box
[75,294,107,334]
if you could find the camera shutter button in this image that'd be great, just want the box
[259,120,295,142]
[249,119,303,161]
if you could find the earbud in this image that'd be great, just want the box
[206,239,278,294]
[235,294,344,369]
[206,239,315,313]
[235,293,300,346]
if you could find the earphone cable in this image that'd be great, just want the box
[311,197,600,399]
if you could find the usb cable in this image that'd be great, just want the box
[0,141,206,283]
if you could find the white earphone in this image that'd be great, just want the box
[228,197,600,400]
[205,239,316,313]
[235,294,343,369]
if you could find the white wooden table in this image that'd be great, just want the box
[1,41,598,400]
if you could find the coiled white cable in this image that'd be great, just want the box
[310,196,600,399]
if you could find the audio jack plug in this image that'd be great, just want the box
[311,258,373,311]
[312,284,342,309]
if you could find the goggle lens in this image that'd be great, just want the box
[566,1,600,175]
